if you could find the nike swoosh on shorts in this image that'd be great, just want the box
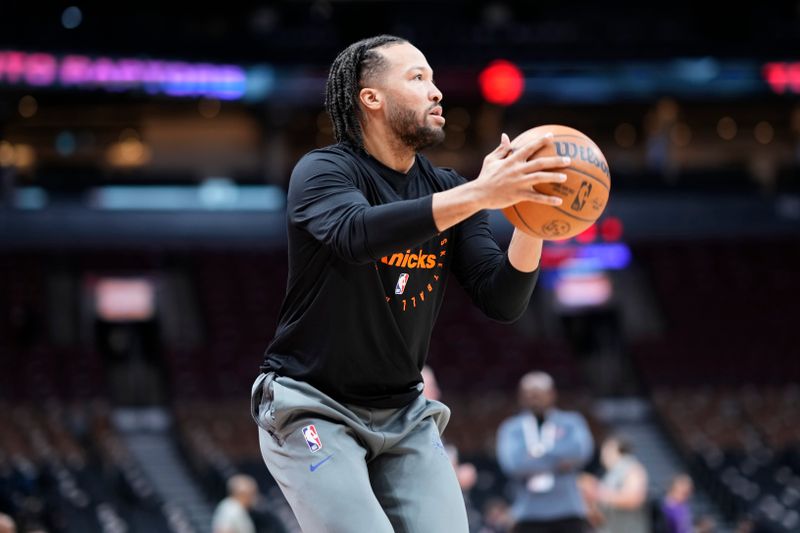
[309,454,334,472]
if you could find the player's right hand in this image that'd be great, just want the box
[472,133,570,210]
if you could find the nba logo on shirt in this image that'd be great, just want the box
[302,424,322,452]
[395,273,410,295]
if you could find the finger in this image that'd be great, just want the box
[523,171,568,185]
[501,132,511,149]
[499,132,513,158]
[512,132,554,161]
[523,155,572,172]
[524,192,563,206]
[492,132,513,158]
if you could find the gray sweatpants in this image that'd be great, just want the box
[250,372,470,533]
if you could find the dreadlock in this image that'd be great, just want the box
[325,35,407,149]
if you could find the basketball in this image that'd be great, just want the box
[501,125,611,240]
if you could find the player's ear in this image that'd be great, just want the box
[359,87,383,111]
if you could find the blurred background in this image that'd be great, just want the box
[1,1,799,532]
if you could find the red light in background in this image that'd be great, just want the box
[600,217,623,241]
[763,62,800,94]
[479,60,524,106]
[575,223,597,244]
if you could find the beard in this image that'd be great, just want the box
[387,100,445,151]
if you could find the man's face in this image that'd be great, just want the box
[242,485,258,508]
[601,440,620,469]
[674,478,693,501]
[519,386,555,417]
[372,42,445,150]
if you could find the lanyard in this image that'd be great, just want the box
[521,413,556,458]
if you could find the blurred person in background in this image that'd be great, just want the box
[661,474,693,533]
[0,514,15,533]
[424,365,483,531]
[733,517,754,533]
[577,473,606,529]
[251,33,569,533]
[588,436,649,533]
[421,365,441,403]
[446,444,483,533]
[694,516,717,533]
[422,365,479,498]
[480,498,515,533]
[496,371,594,532]
[211,474,258,533]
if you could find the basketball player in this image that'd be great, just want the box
[250,35,571,532]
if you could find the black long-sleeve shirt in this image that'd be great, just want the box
[261,143,539,407]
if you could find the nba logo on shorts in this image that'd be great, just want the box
[395,273,410,295]
[302,424,322,452]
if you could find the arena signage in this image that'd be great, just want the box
[0,50,246,99]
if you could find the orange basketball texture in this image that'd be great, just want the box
[501,125,611,240]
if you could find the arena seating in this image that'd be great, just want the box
[631,240,799,386]
[653,387,800,532]
[7,239,798,530]
[0,401,180,533]
[172,398,296,531]
[633,238,800,531]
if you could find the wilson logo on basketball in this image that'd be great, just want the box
[554,141,610,178]
[380,249,436,269]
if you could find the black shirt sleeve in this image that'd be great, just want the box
[288,151,439,264]
[446,173,539,323]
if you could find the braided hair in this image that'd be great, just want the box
[325,35,407,149]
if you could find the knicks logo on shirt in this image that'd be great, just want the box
[377,237,449,312]
[380,249,436,269]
